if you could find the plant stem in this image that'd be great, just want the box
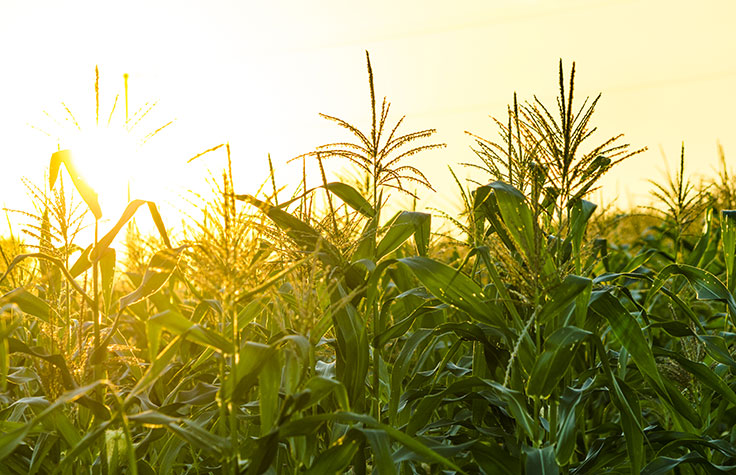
[92,219,102,400]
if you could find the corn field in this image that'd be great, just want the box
[2,53,736,474]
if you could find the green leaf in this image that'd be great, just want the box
[54,422,111,474]
[0,288,50,323]
[148,310,230,353]
[555,378,594,465]
[524,445,559,475]
[569,199,597,254]
[237,194,343,267]
[68,245,93,277]
[376,211,431,259]
[722,210,736,293]
[390,329,432,425]
[697,335,736,369]
[406,377,535,443]
[100,248,116,312]
[591,291,666,391]
[481,181,556,279]
[686,207,717,267]
[259,354,281,436]
[537,275,591,325]
[374,304,439,347]
[379,424,467,474]
[590,291,700,428]
[90,200,171,262]
[621,249,657,273]
[298,376,350,412]
[0,380,109,461]
[127,411,228,455]
[472,184,516,252]
[527,326,591,397]
[278,412,467,474]
[397,257,506,329]
[0,253,94,306]
[611,376,644,474]
[49,149,102,220]
[642,452,736,475]
[304,428,363,475]
[352,213,379,261]
[118,247,184,312]
[245,431,280,475]
[324,182,375,217]
[5,339,109,419]
[126,336,182,405]
[648,264,736,319]
[361,429,396,475]
[654,347,736,406]
[234,342,275,398]
[331,286,369,412]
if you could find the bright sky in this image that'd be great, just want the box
[1,0,735,239]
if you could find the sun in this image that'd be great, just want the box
[36,68,174,222]
[65,126,140,212]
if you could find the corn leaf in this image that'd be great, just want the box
[49,149,102,220]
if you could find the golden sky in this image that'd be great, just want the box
[1,0,735,236]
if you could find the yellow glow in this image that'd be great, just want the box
[0,0,735,239]
[63,123,181,229]
[65,126,141,218]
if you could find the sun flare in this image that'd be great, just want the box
[38,69,176,222]
[66,126,139,204]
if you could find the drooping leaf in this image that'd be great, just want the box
[90,200,171,262]
[237,194,343,267]
[376,211,431,259]
[472,184,516,252]
[296,376,351,412]
[648,264,736,320]
[49,149,102,220]
[126,337,182,405]
[397,257,506,329]
[127,411,229,455]
[0,288,50,323]
[641,453,736,475]
[654,347,736,406]
[324,182,375,217]
[304,428,363,475]
[118,247,184,312]
[148,310,230,353]
[0,380,110,461]
[278,412,467,474]
[0,253,93,305]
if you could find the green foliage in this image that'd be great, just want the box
[3,54,736,475]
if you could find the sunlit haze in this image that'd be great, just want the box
[1,0,735,236]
